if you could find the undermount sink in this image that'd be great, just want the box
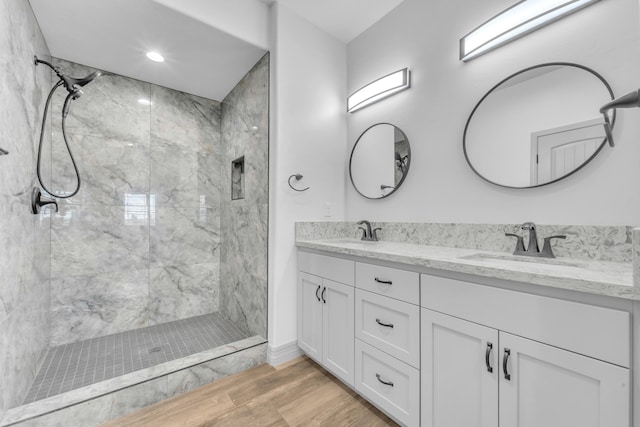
[459,253,588,268]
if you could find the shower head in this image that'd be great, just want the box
[62,71,103,89]
[59,71,103,100]
[34,56,105,98]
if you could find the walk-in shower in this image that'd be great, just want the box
[0,48,269,426]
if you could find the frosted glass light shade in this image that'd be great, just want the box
[460,0,600,62]
[348,68,411,113]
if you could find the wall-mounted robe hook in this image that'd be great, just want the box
[0,147,8,156]
[288,174,309,192]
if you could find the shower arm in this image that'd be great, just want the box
[34,56,104,97]
[599,89,640,148]
[34,56,74,93]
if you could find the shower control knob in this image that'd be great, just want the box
[31,187,58,215]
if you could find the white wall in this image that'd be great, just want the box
[346,0,640,226]
[268,3,347,348]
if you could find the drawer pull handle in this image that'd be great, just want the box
[485,342,493,373]
[374,277,393,285]
[375,318,394,328]
[321,287,326,304]
[315,285,321,302]
[503,348,511,381]
[376,373,394,387]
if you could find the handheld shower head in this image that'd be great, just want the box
[598,89,640,148]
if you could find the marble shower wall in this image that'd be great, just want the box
[296,222,634,262]
[0,0,52,416]
[220,53,269,338]
[49,58,223,346]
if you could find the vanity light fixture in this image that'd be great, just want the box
[460,0,600,62]
[347,68,410,113]
[138,99,152,106]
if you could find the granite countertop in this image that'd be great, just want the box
[296,238,640,301]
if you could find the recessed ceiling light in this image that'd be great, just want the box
[138,99,152,106]
[146,51,165,63]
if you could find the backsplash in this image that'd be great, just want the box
[296,222,633,263]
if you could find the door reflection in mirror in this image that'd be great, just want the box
[463,63,615,188]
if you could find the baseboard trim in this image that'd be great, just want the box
[267,340,303,367]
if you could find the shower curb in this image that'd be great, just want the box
[1,336,266,426]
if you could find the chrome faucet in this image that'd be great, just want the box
[357,220,381,241]
[505,222,566,258]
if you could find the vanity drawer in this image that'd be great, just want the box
[355,289,420,368]
[355,339,420,427]
[356,262,419,304]
[298,251,354,286]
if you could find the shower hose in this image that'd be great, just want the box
[36,80,82,199]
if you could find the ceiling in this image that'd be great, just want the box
[29,0,405,101]
[262,0,406,43]
[28,0,267,101]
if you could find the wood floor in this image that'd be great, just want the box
[101,356,397,427]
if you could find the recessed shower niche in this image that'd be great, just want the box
[232,156,245,200]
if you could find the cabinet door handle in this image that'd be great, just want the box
[376,373,394,387]
[374,277,393,285]
[375,318,394,328]
[485,342,493,373]
[321,287,326,304]
[503,348,511,381]
[315,285,321,302]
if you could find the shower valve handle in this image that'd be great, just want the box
[31,187,58,214]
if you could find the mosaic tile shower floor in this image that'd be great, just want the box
[23,312,249,404]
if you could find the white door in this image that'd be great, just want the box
[421,309,499,427]
[322,278,355,386]
[532,118,604,185]
[297,272,323,362]
[499,332,630,427]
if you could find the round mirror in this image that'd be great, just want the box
[463,63,615,188]
[349,123,411,199]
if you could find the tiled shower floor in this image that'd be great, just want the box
[23,313,249,404]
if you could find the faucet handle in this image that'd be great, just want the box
[541,235,567,258]
[505,233,525,253]
[372,227,382,242]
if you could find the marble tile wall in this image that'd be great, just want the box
[296,222,634,263]
[0,0,52,418]
[220,53,269,338]
[48,59,223,346]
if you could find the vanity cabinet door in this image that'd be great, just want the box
[322,279,355,386]
[499,332,630,427]
[421,308,499,427]
[297,272,323,362]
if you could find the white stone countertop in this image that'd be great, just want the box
[296,239,640,301]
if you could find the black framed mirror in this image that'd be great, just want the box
[349,123,411,199]
[463,62,616,189]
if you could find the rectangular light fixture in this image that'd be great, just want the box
[460,0,600,62]
[347,68,411,113]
